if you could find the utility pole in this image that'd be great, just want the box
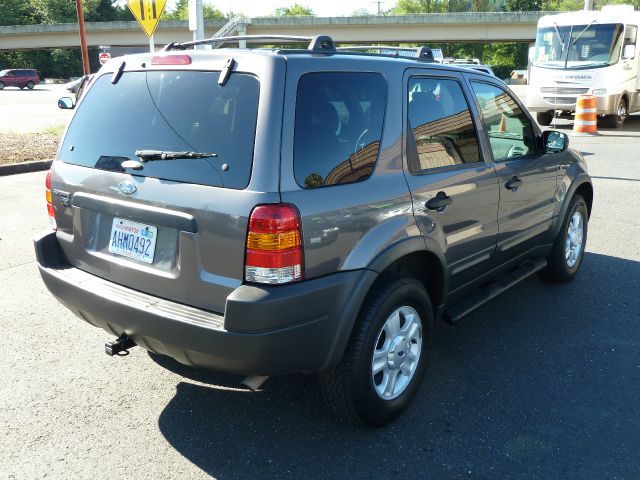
[371,1,385,14]
[75,0,90,75]
[189,0,205,49]
[583,0,594,9]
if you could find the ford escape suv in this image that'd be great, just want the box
[35,35,592,427]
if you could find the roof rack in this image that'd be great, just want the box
[336,45,435,61]
[164,35,337,52]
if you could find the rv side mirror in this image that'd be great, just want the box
[543,130,568,153]
[58,97,74,110]
[623,44,636,59]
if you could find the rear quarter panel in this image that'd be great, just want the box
[279,57,420,278]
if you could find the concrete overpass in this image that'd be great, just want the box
[0,12,547,51]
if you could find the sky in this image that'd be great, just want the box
[203,0,389,17]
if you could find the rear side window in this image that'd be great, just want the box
[294,72,387,188]
[59,71,259,189]
[407,77,481,173]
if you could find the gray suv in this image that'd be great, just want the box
[35,35,592,427]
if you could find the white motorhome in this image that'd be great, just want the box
[527,5,640,128]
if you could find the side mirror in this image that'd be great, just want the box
[623,44,636,59]
[58,97,74,110]
[543,130,569,153]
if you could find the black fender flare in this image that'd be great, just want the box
[549,174,593,241]
[367,235,448,306]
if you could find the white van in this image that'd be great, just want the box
[527,5,640,128]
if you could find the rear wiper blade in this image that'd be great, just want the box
[135,150,217,161]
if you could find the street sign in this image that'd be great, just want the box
[99,52,111,65]
[127,0,167,37]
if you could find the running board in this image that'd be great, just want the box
[445,258,547,324]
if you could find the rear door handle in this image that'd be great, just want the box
[505,176,523,191]
[426,191,453,211]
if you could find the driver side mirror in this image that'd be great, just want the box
[623,44,636,59]
[543,130,568,153]
[58,97,74,110]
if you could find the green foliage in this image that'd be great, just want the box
[0,0,130,26]
[274,4,314,15]
[505,0,541,10]
[162,0,226,20]
[0,48,84,78]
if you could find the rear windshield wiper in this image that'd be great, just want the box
[135,150,218,161]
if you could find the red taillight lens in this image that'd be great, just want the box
[45,170,56,230]
[151,55,192,65]
[245,204,303,285]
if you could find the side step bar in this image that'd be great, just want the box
[445,258,547,324]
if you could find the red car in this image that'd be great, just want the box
[0,69,40,90]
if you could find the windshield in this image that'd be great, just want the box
[533,23,624,69]
[59,71,259,189]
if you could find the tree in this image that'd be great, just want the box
[351,8,371,15]
[162,0,226,20]
[505,0,541,11]
[274,4,314,15]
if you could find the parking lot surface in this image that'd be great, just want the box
[1,112,639,478]
[0,84,73,133]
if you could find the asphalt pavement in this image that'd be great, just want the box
[0,105,639,479]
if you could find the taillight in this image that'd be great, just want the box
[245,204,303,285]
[151,55,192,65]
[45,170,56,230]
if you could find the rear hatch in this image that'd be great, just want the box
[51,53,282,314]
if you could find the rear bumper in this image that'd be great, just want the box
[35,230,376,375]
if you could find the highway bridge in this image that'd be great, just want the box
[0,12,547,51]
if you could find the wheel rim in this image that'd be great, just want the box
[616,100,627,123]
[371,306,422,400]
[565,210,584,268]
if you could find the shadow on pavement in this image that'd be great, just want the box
[155,252,640,480]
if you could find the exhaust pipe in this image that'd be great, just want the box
[105,334,136,356]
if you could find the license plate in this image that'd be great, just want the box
[108,217,157,264]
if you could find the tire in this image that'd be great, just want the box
[320,275,433,427]
[0,81,5,90]
[536,111,554,126]
[599,97,626,129]
[26,81,35,90]
[540,194,588,283]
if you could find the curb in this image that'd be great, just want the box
[0,159,52,176]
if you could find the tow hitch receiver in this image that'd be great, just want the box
[105,334,136,356]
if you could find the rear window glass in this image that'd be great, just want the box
[59,71,259,189]
[294,72,387,188]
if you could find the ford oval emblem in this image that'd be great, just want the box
[117,181,137,195]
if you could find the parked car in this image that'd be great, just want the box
[0,68,40,90]
[36,35,592,427]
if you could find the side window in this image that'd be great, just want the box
[624,25,637,58]
[407,77,481,173]
[471,81,539,161]
[294,72,386,188]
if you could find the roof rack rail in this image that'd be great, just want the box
[163,35,337,52]
[336,45,435,61]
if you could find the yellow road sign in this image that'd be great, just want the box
[127,0,167,37]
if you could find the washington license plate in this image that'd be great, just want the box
[108,218,157,264]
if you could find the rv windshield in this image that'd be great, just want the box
[533,23,624,69]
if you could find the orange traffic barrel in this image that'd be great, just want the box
[573,95,598,134]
